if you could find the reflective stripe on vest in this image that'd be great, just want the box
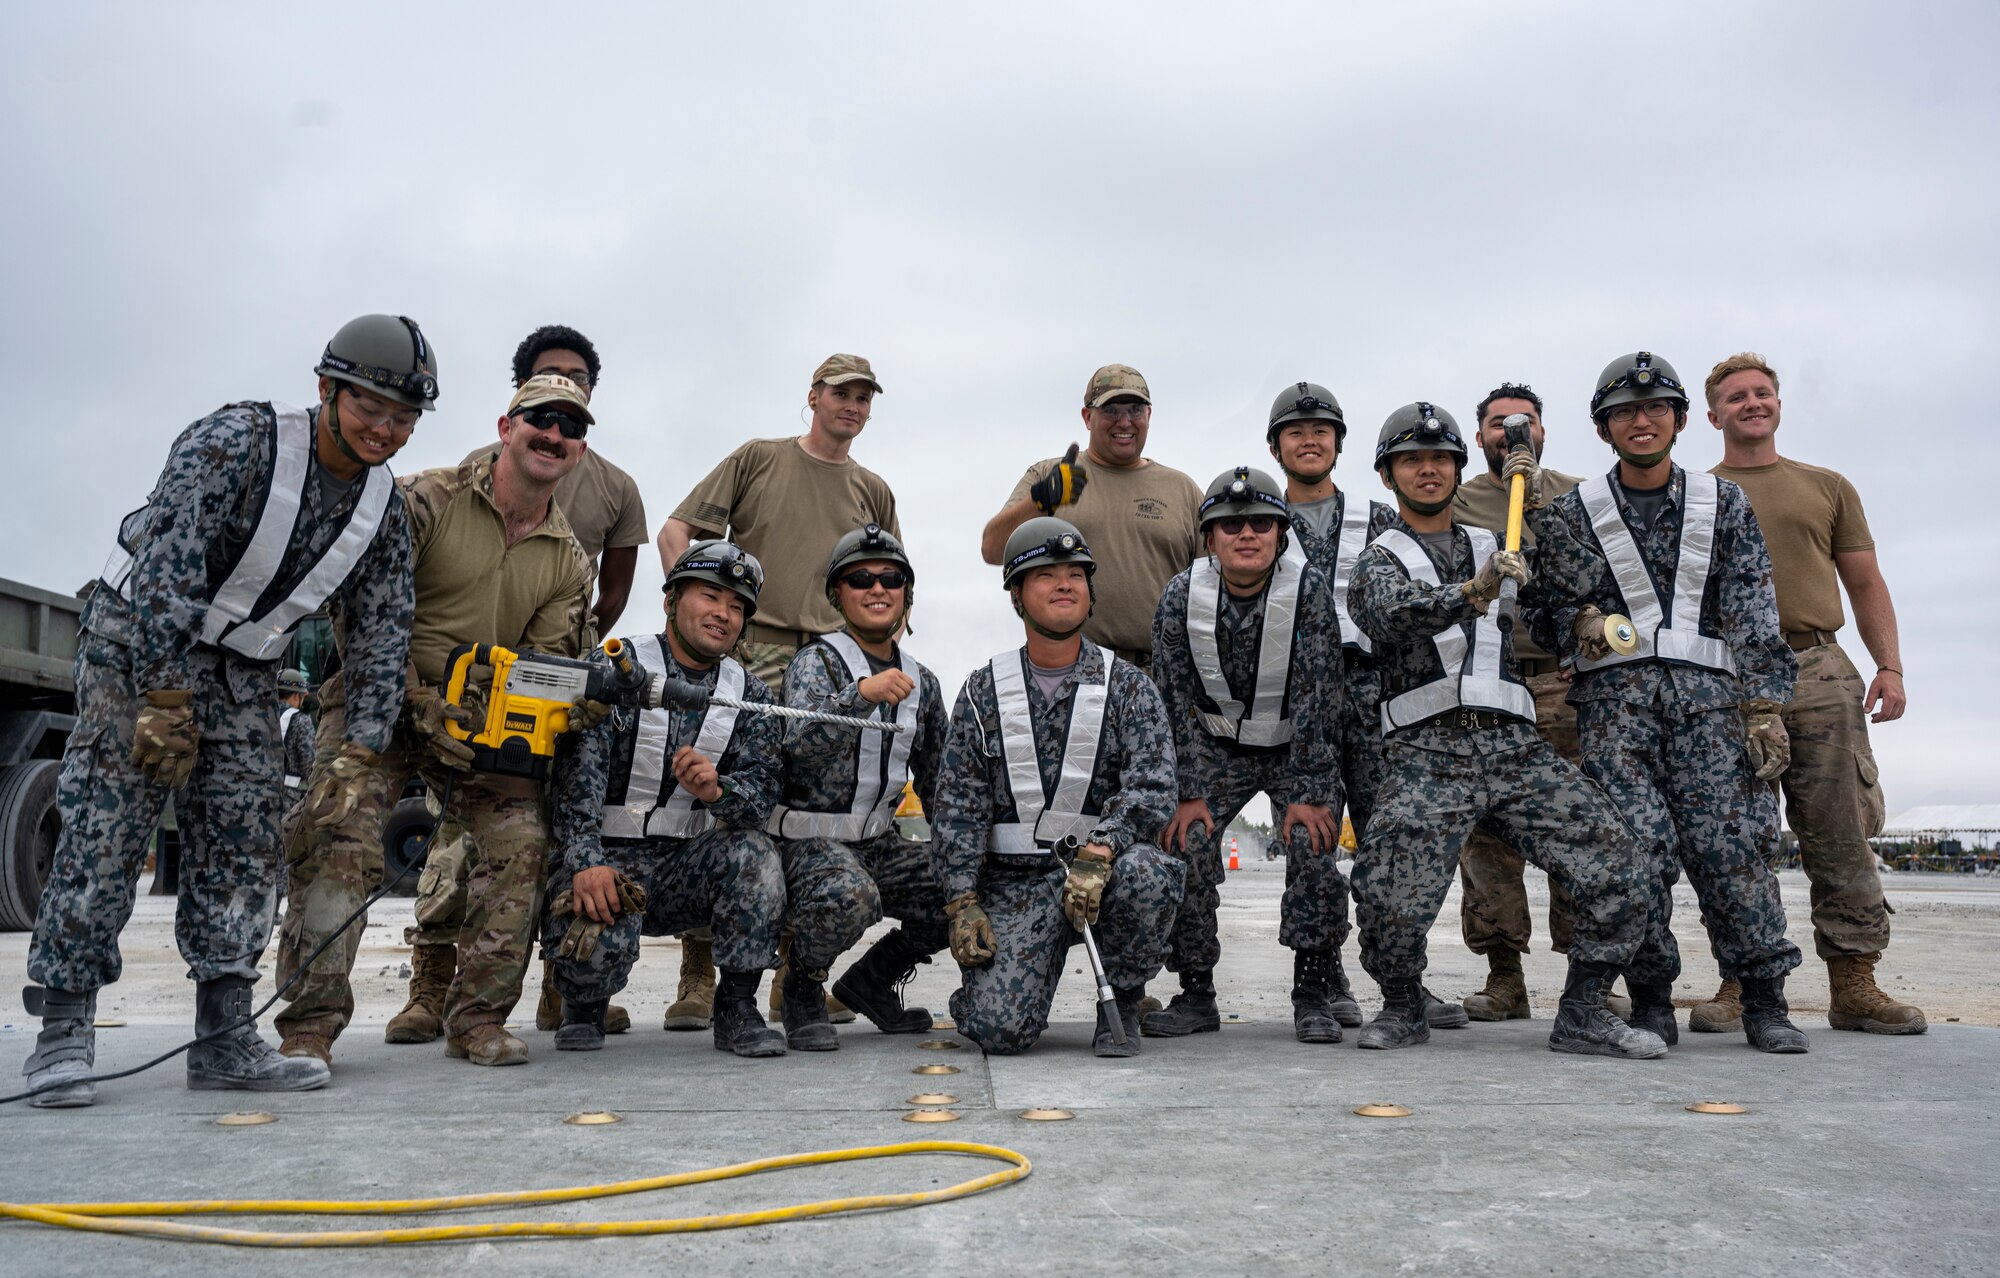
[765,632,922,842]
[987,650,1109,855]
[1375,526,1537,732]
[279,705,303,789]
[1573,471,1737,676]
[1185,555,1299,748]
[100,404,394,662]
[600,636,745,840]
[1329,494,1376,656]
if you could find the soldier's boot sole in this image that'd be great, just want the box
[25,1063,97,1109]
[444,1031,530,1067]
[1463,990,1531,1021]
[714,1027,787,1058]
[1293,1009,1343,1044]
[384,1006,443,1044]
[1828,1008,1929,1035]
[187,1056,331,1091]
[1356,1018,1430,1051]
[1743,1017,1810,1054]
[1140,997,1220,1038]
[554,1023,606,1052]
[1422,989,1469,1029]
[1548,1023,1669,1059]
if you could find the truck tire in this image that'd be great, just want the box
[0,760,61,931]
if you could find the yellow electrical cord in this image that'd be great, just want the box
[0,1139,1030,1248]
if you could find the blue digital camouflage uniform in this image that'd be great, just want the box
[1346,508,1647,984]
[1290,492,1396,836]
[1149,555,1347,971]
[775,639,951,971]
[931,639,1185,1054]
[1545,464,1803,985]
[29,403,412,997]
[543,640,784,1002]
[281,706,315,796]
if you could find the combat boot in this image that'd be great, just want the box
[1141,968,1220,1037]
[663,935,715,1031]
[831,929,934,1034]
[712,969,786,1058]
[555,1000,607,1052]
[21,987,97,1108]
[1291,950,1343,1044]
[1548,961,1668,1059]
[188,976,331,1091]
[1739,975,1810,1054]
[1624,979,1679,1045]
[1688,978,1743,1033]
[781,961,839,1051]
[1094,986,1144,1058]
[1827,954,1928,1035]
[537,960,631,1035]
[1327,949,1362,1027]
[1462,950,1530,1022]
[1357,979,1429,1050]
[446,1022,530,1066]
[385,942,455,1044]
[1422,984,1469,1029]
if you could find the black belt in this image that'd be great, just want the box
[1410,707,1516,732]
[742,621,815,649]
[1784,629,1836,652]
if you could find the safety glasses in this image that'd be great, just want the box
[839,568,908,591]
[1213,515,1279,536]
[514,408,589,440]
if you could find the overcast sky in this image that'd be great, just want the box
[3,2,1994,816]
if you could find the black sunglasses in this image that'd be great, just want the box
[1213,515,1279,536]
[515,407,588,439]
[839,568,908,591]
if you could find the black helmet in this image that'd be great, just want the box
[1589,351,1689,421]
[1001,517,1096,590]
[665,540,764,617]
[1266,381,1345,448]
[1199,466,1290,530]
[1373,402,1468,471]
[824,523,914,603]
[315,314,440,413]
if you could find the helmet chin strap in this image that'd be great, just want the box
[321,386,376,469]
[1613,436,1676,470]
[1392,472,1457,516]
[1280,460,1333,487]
[1012,585,1092,641]
[667,606,726,668]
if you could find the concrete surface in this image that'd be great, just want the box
[2,864,1995,1274]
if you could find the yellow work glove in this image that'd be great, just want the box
[406,685,478,772]
[305,741,380,828]
[131,688,199,788]
[1501,446,1545,509]
[1462,551,1529,615]
[1572,605,1614,661]
[1062,851,1111,930]
[550,873,650,961]
[945,891,996,967]
[1743,699,1791,781]
[1028,442,1090,514]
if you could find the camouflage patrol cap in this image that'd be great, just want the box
[1084,364,1151,408]
[812,353,883,393]
[505,373,595,425]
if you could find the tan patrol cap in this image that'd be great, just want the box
[812,353,883,393]
[1085,363,1151,408]
[506,373,595,425]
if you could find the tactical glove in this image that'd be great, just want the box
[305,741,381,828]
[1572,605,1614,662]
[1028,443,1089,514]
[406,685,478,772]
[1743,699,1791,781]
[550,873,650,961]
[568,698,614,734]
[1062,851,1111,930]
[1462,551,1529,614]
[945,891,996,967]
[131,688,199,788]
[1501,446,1545,510]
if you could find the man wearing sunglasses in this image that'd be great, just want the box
[981,364,1201,674]
[933,518,1185,1057]
[1145,467,1351,1043]
[764,525,951,1049]
[21,315,426,1108]
[275,373,596,1071]
[1541,352,1806,1054]
[1347,402,1663,1059]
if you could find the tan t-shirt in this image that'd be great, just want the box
[400,458,596,686]
[460,445,646,562]
[1452,466,1581,663]
[1008,456,1201,654]
[671,437,899,634]
[1711,455,1873,634]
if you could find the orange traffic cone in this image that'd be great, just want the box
[1228,838,1240,871]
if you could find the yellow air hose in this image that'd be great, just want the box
[0,1139,1031,1248]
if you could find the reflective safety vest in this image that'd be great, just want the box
[986,649,1110,858]
[100,404,395,662]
[1185,556,1300,748]
[600,635,745,841]
[765,632,922,843]
[1375,525,1536,733]
[1573,471,1736,676]
[279,706,304,790]
[1326,493,1377,657]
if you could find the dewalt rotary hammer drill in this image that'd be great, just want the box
[441,638,651,780]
